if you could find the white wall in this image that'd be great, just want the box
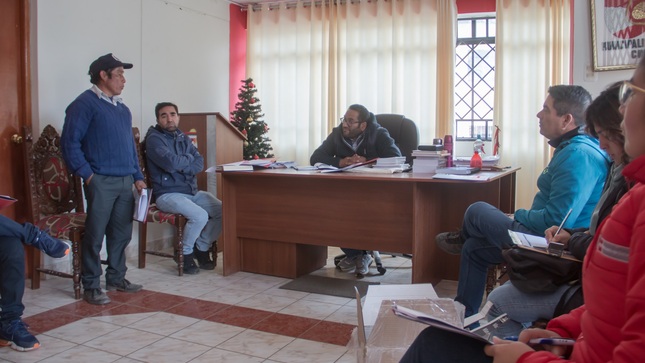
[31,0,230,258]
[32,0,230,133]
[572,0,633,95]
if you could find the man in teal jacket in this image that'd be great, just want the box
[436,85,610,318]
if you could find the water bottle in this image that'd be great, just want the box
[443,135,453,167]
[473,134,485,155]
[470,134,484,168]
[470,149,482,168]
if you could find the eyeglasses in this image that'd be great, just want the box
[619,81,645,105]
[340,117,364,126]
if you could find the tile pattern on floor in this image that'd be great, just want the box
[2,247,456,362]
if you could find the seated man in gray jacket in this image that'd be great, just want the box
[145,102,222,274]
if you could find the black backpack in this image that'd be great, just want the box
[501,246,582,293]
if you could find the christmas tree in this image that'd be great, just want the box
[230,78,274,160]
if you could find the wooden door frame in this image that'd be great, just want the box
[17,0,33,224]
[1,0,32,223]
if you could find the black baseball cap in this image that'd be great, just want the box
[88,53,133,77]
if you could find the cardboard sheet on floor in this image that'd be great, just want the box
[279,274,379,298]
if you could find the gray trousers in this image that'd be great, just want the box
[82,174,134,290]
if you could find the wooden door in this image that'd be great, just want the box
[0,0,31,221]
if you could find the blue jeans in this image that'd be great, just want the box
[0,215,43,322]
[485,281,571,337]
[0,214,40,244]
[399,326,492,363]
[155,191,222,255]
[455,202,539,317]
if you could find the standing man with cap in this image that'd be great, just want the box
[61,53,146,305]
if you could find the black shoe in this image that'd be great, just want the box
[194,248,215,270]
[83,288,111,305]
[435,230,465,255]
[181,253,200,275]
[106,279,143,293]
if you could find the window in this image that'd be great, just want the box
[455,16,495,141]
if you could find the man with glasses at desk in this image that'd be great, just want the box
[310,104,401,276]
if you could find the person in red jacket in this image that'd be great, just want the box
[482,54,645,363]
[401,57,645,362]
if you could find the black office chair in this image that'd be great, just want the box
[333,114,419,277]
[375,114,419,261]
[375,114,419,165]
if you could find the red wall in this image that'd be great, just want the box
[229,4,247,117]
[228,1,496,115]
[456,0,495,13]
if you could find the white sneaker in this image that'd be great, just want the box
[355,254,373,275]
[337,256,358,272]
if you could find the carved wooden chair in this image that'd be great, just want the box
[22,125,85,299]
[133,127,187,276]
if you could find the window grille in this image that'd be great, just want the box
[455,16,495,141]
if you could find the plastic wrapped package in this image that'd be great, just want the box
[347,298,465,363]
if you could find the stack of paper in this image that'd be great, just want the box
[317,158,378,173]
[412,150,449,173]
[210,162,253,172]
[375,156,406,167]
[392,304,510,344]
[346,166,406,174]
[363,156,409,173]
[454,155,500,167]
[133,188,152,223]
[210,158,288,172]
[431,173,491,181]
[507,230,581,261]
[435,166,480,175]
[412,150,450,157]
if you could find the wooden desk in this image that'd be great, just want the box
[221,168,518,284]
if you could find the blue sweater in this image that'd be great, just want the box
[61,89,143,182]
[514,133,610,235]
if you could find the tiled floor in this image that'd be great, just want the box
[5,247,457,363]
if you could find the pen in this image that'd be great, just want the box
[528,338,576,346]
[553,208,573,238]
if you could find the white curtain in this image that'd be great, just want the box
[495,0,571,209]
[247,0,457,165]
